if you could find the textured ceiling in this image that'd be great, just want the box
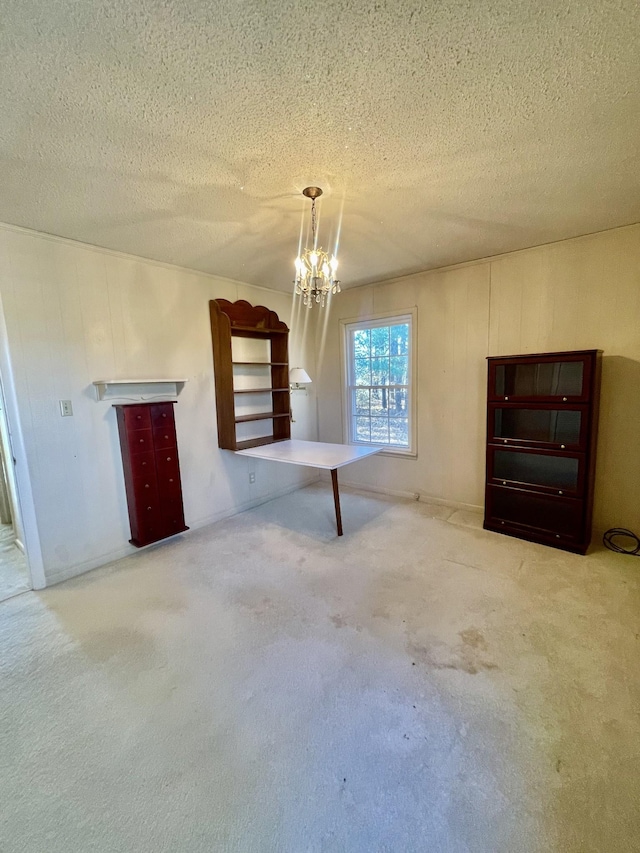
[1,0,639,291]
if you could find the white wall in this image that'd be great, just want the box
[317,223,640,533]
[0,224,318,586]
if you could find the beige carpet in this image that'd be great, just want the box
[1,483,639,852]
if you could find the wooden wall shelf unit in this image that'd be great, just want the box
[483,349,602,554]
[115,402,189,547]
[209,299,291,451]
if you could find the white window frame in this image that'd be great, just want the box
[340,308,417,457]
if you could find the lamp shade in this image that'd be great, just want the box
[289,367,312,385]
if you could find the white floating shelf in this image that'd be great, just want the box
[92,379,187,401]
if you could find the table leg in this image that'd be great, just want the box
[331,468,343,536]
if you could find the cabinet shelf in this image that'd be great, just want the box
[234,411,290,424]
[210,299,291,450]
[228,324,288,337]
[235,436,289,451]
[233,387,289,395]
[232,361,288,366]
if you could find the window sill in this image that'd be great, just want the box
[349,443,416,459]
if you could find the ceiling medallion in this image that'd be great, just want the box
[294,186,341,308]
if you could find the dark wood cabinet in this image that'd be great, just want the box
[484,350,602,554]
[115,402,188,547]
[209,299,291,451]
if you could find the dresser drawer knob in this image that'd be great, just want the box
[556,534,561,538]
[503,439,508,444]
[562,397,568,401]
[558,490,563,495]
[147,506,152,511]
[560,444,566,449]
[502,481,507,485]
[164,434,169,439]
[169,478,174,483]
[139,439,145,444]
[166,456,172,461]
[504,396,509,401]
[145,483,150,489]
[162,413,167,418]
[500,521,505,525]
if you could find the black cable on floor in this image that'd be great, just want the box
[602,528,640,556]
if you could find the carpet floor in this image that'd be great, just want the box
[1,483,639,853]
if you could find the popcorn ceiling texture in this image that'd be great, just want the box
[1,0,639,290]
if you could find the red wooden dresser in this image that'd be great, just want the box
[114,402,188,547]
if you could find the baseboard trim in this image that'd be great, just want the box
[43,476,319,587]
[319,473,483,513]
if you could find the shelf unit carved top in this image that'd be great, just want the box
[214,299,289,337]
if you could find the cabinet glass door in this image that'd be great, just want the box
[491,406,586,449]
[490,448,582,495]
[488,486,583,541]
[491,357,590,401]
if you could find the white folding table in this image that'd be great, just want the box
[235,439,381,535]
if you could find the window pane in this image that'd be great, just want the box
[371,357,389,386]
[370,387,388,414]
[390,356,408,385]
[354,417,371,442]
[370,326,390,356]
[390,324,409,356]
[353,329,370,358]
[389,418,409,446]
[388,388,407,416]
[371,417,390,443]
[354,388,370,416]
[354,358,371,386]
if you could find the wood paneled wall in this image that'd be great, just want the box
[317,224,640,532]
[0,225,318,584]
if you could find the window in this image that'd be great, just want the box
[343,312,415,454]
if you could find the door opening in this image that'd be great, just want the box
[0,377,31,601]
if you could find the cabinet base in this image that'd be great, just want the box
[129,526,189,548]
[483,522,589,555]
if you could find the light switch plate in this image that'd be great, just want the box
[60,400,73,417]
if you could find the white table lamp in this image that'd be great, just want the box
[289,368,312,390]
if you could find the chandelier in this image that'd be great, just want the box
[294,186,341,308]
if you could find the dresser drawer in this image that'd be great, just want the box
[156,468,182,498]
[128,451,156,480]
[153,424,177,449]
[131,512,163,547]
[129,429,153,454]
[486,485,584,543]
[161,499,187,535]
[150,403,175,428]
[155,450,180,480]
[122,406,151,431]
